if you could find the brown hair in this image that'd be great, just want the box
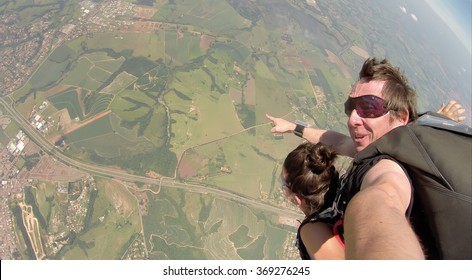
[283,142,339,215]
[359,57,418,122]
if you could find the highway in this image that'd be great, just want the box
[0,96,302,220]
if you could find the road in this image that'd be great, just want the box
[0,96,302,220]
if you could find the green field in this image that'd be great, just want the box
[62,178,141,259]
[48,88,84,120]
[142,187,295,259]
[63,115,114,144]
[6,0,370,260]
[154,0,251,35]
[10,0,354,202]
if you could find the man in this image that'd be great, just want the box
[266,58,426,259]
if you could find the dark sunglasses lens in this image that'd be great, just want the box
[344,99,353,116]
[345,96,387,118]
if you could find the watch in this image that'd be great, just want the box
[294,124,305,138]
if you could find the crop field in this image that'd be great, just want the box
[48,88,84,120]
[102,72,137,94]
[62,52,124,91]
[75,32,167,62]
[63,115,113,144]
[154,0,250,35]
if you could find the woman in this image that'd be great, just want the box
[281,142,344,259]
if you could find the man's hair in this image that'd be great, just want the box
[283,143,339,215]
[359,57,418,122]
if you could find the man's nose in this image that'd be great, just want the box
[348,109,362,126]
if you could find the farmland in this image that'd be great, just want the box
[5,0,364,260]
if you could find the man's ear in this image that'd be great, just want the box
[395,110,409,125]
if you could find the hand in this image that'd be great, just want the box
[265,114,295,134]
[437,100,466,122]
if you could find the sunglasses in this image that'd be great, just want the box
[344,95,389,118]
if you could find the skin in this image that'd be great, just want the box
[347,79,406,153]
[266,114,356,157]
[437,100,466,122]
[270,78,427,259]
[266,97,465,156]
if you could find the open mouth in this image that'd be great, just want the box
[354,134,366,142]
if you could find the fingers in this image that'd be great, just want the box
[437,103,445,114]
[443,100,457,113]
[438,100,466,122]
[456,108,465,115]
[266,114,278,133]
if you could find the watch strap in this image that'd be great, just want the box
[294,124,305,137]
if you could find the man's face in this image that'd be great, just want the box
[346,79,406,153]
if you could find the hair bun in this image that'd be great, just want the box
[307,144,337,175]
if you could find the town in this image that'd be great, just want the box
[0,0,137,95]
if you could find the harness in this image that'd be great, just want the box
[296,112,472,259]
[296,155,414,259]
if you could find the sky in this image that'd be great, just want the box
[424,0,472,54]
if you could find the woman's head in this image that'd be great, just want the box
[281,142,339,216]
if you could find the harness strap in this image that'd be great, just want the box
[332,219,345,249]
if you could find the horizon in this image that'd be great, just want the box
[424,0,472,54]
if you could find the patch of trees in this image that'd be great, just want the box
[226,0,262,27]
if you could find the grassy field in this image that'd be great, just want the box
[141,187,295,259]
[5,0,366,260]
[71,32,167,62]
[165,30,204,65]
[62,178,141,259]
[154,0,251,35]
[48,88,84,120]
[63,115,114,145]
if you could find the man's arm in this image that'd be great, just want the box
[265,114,356,157]
[343,159,425,259]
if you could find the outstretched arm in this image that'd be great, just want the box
[343,159,424,259]
[266,114,356,157]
